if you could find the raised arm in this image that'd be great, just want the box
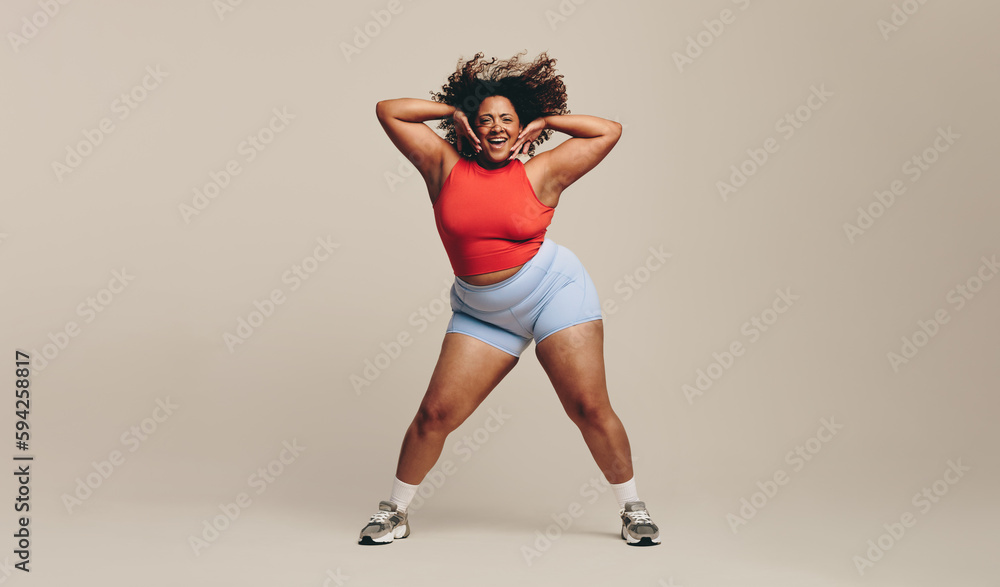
[518,115,622,199]
[375,98,462,198]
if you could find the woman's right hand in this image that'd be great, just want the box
[452,109,481,155]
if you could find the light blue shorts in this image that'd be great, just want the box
[446,238,603,357]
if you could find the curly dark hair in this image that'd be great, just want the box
[429,51,569,158]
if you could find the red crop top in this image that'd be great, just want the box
[433,157,554,276]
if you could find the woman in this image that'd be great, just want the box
[360,52,659,547]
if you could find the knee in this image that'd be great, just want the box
[565,398,615,428]
[412,402,460,437]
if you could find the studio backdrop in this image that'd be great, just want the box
[1,1,997,586]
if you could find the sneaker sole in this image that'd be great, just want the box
[622,525,660,546]
[358,524,409,546]
[358,536,391,546]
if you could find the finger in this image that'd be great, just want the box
[460,123,474,150]
[507,139,524,160]
[467,124,481,150]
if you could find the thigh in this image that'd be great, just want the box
[417,331,520,429]
[530,246,603,343]
[447,309,532,357]
[534,319,612,411]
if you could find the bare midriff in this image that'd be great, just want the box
[458,263,525,286]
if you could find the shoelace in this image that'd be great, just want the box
[625,509,652,525]
[369,510,392,524]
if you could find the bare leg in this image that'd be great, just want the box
[534,320,634,483]
[395,332,519,484]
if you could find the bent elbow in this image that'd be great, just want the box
[603,121,623,148]
[609,120,623,140]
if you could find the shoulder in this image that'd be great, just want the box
[522,151,552,175]
[521,151,552,187]
[442,150,465,177]
[430,153,467,206]
[520,154,561,208]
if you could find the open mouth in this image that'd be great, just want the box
[486,136,508,148]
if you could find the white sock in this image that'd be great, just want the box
[389,477,419,513]
[610,477,639,509]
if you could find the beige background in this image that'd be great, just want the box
[2,0,998,585]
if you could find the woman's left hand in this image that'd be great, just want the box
[508,117,547,160]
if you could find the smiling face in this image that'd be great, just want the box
[473,95,522,166]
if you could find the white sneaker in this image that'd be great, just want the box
[620,500,660,546]
[358,501,410,545]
